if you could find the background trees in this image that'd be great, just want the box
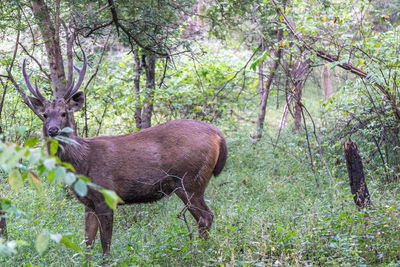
[1,0,400,265]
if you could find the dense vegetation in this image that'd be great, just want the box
[1,0,400,265]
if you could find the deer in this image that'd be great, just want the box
[22,51,227,255]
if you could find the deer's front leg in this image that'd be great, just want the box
[94,203,114,256]
[84,206,98,249]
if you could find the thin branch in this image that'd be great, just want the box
[83,20,113,38]
[107,0,170,57]
[213,46,260,100]
[95,3,110,14]
[18,42,51,80]
[82,32,111,137]
[158,57,169,88]
[302,105,337,192]
[300,104,320,192]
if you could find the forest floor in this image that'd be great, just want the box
[1,115,400,266]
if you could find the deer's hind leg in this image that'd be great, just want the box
[175,188,214,239]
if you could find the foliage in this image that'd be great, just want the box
[0,136,120,257]
[75,43,256,136]
[1,0,400,265]
[0,123,399,265]
[291,0,400,181]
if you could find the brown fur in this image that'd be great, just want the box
[29,92,227,255]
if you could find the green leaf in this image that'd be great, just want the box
[47,169,55,183]
[77,175,90,183]
[101,189,123,210]
[73,179,88,197]
[60,162,76,172]
[60,127,73,133]
[35,232,49,255]
[8,169,23,192]
[24,137,39,148]
[49,139,59,156]
[64,172,76,186]
[54,167,66,184]
[55,135,79,146]
[60,236,82,253]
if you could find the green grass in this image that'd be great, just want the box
[1,120,400,266]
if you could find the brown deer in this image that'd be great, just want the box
[22,51,227,255]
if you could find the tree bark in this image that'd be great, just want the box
[254,29,283,140]
[258,38,265,99]
[344,139,371,209]
[292,59,311,133]
[133,49,142,129]
[292,83,303,133]
[323,64,333,99]
[0,204,6,239]
[32,0,67,98]
[141,53,156,129]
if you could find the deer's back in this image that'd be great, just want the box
[82,119,224,203]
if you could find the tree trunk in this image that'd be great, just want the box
[0,78,8,138]
[31,0,67,98]
[292,83,303,133]
[141,53,156,129]
[133,49,142,129]
[292,58,311,133]
[258,38,265,99]
[344,139,371,209]
[323,64,333,99]
[254,29,283,140]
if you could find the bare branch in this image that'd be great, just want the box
[83,20,113,38]
[4,27,43,120]
[18,42,51,80]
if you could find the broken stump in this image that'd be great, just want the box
[0,203,7,239]
[344,139,371,209]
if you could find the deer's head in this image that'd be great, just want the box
[23,51,87,137]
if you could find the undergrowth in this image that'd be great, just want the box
[1,120,400,266]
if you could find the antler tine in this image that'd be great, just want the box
[34,79,46,102]
[22,59,46,102]
[64,49,87,99]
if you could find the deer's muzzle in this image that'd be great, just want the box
[48,127,59,137]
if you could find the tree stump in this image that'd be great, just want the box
[344,139,371,209]
[0,204,7,239]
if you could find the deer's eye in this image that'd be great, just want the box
[61,112,67,117]
[43,114,48,119]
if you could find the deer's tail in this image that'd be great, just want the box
[213,134,227,176]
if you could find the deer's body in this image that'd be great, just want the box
[22,52,227,255]
[60,119,226,205]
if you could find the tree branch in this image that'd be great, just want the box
[271,0,400,124]
[107,0,169,57]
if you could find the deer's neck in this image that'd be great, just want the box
[57,135,89,175]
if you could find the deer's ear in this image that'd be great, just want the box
[67,91,85,112]
[28,96,45,113]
